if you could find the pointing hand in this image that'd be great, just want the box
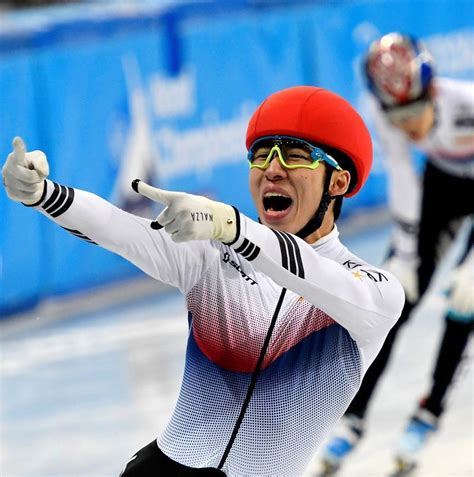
[132,179,237,243]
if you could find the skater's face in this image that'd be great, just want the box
[248,139,350,238]
[388,102,435,142]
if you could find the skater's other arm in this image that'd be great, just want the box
[371,101,421,262]
[232,214,405,347]
[1,138,215,293]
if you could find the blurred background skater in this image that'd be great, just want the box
[318,33,474,477]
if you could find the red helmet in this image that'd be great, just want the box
[246,86,372,197]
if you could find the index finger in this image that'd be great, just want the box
[12,136,27,164]
[131,179,178,206]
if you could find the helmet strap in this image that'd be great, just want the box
[296,167,336,240]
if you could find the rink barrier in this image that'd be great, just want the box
[1,0,473,317]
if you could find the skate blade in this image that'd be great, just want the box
[388,457,417,477]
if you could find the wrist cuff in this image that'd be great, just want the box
[223,206,241,245]
[22,179,47,207]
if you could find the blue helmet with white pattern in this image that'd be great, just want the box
[364,33,435,110]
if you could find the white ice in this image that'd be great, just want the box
[1,219,472,477]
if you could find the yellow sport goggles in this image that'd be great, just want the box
[248,136,342,171]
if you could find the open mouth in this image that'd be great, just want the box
[263,192,293,213]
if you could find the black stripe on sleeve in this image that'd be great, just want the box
[240,241,256,258]
[61,226,98,245]
[271,230,289,271]
[82,237,97,245]
[280,232,297,275]
[50,187,74,217]
[234,237,260,261]
[235,238,250,254]
[44,184,67,214]
[246,245,260,262]
[454,116,474,127]
[283,232,305,279]
[42,181,60,211]
[272,230,306,278]
[45,185,69,216]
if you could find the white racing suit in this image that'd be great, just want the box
[30,180,404,476]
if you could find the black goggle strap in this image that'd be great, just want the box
[295,166,336,239]
[248,137,313,159]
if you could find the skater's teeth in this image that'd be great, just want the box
[263,193,292,212]
[263,192,290,198]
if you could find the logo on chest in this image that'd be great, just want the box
[223,252,258,285]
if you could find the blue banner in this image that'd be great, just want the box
[1,0,473,316]
[153,8,310,218]
[0,52,44,314]
[34,27,171,298]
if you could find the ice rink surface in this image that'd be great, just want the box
[1,221,472,477]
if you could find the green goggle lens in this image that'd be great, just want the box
[248,136,341,171]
